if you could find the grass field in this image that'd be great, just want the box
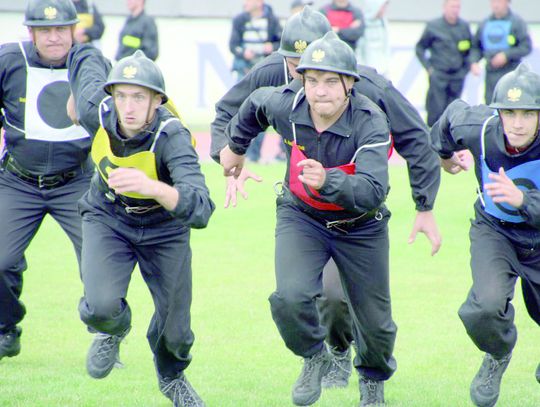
[0,163,539,407]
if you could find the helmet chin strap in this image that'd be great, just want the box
[145,98,154,125]
[339,74,351,99]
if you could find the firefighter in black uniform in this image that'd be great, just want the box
[221,31,394,407]
[211,6,441,390]
[0,0,93,361]
[469,0,531,104]
[67,45,214,406]
[72,0,105,47]
[415,0,472,127]
[116,0,159,61]
[431,63,540,407]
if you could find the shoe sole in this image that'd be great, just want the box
[292,390,322,406]
[0,349,20,360]
[322,380,348,389]
[86,361,116,379]
[0,343,21,361]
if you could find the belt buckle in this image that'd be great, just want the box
[37,174,46,189]
[325,219,352,234]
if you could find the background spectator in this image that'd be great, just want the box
[320,0,365,50]
[469,0,531,104]
[115,0,159,61]
[415,0,472,127]
[72,0,105,48]
[356,0,390,76]
[229,0,282,163]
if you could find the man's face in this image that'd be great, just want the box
[490,0,509,18]
[443,0,461,24]
[285,57,301,80]
[113,84,161,137]
[500,109,539,149]
[333,0,350,8]
[243,0,262,13]
[127,0,144,13]
[30,25,73,65]
[303,70,353,120]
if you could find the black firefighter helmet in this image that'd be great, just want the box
[24,0,79,27]
[278,6,332,58]
[104,50,168,104]
[489,63,540,110]
[296,31,360,81]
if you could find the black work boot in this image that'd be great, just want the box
[86,327,130,379]
[470,353,512,407]
[0,326,21,360]
[322,347,352,388]
[291,347,331,406]
[359,376,385,406]
[159,372,206,407]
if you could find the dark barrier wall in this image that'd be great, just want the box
[1,0,539,22]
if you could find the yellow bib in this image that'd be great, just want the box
[76,13,94,29]
[91,126,159,200]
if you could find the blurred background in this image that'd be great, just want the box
[0,1,538,142]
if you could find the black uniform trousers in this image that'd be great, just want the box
[269,203,397,381]
[458,216,540,359]
[317,258,354,352]
[78,200,195,379]
[426,70,466,127]
[0,168,91,333]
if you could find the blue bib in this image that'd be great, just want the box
[482,20,511,51]
[480,116,540,223]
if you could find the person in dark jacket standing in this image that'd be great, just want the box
[415,0,472,127]
[229,0,282,163]
[320,0,364,51]
[212,6,441,392]
[469,0,531,104]
[116,0,158,61]
[431,63,540,407]
[229,0,282,79]
[67,45,214,406]
[72,0,105,47]
[221,31,395,407]
[0,0,93,361]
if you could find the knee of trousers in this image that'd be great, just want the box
[79,297,131,334]
[458,295,513,329]
[0,256,27,276]
[269,291,322,355]
[269,289,313,316]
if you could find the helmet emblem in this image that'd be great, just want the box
[44,7,57,20]
[311,49,325,63]
[122,65,137,79]
[294,40,307,54]
[507,87,522,102]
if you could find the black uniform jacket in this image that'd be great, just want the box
[67,44,214,228]
[211,51,440,212]
[226,81,390,222]
[415,16,472,77]
[431,99,540,230]
[0,41,92,174]
[115,11,159,61]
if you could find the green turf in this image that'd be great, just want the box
[1,163,538,406]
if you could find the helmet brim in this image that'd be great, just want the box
[24,19,79,27]
[104,81,168,104]
[278,48,302,58]
[297,65,360,81]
